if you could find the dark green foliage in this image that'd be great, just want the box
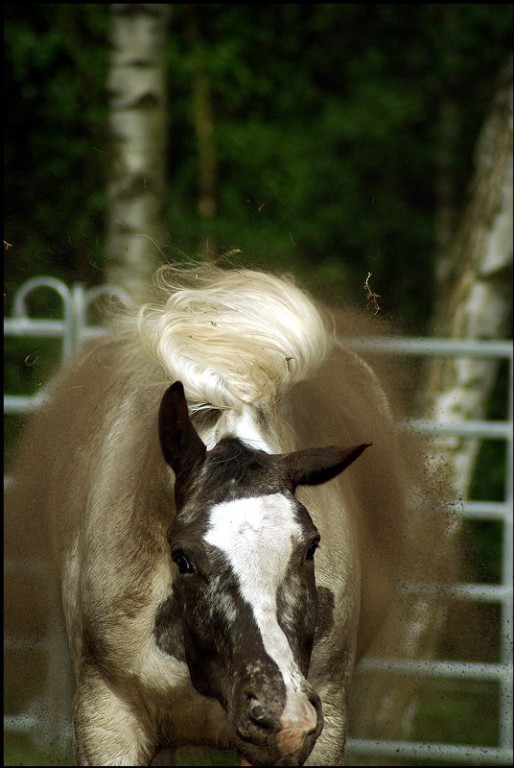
[4,4,110,291]
[164,4,511,325]
[4,4,512,325]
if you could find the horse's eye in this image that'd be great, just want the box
[305,537,320,561]
[172,550,195,574]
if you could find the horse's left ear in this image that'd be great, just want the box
[159,381,207,489]
[278,443,372,491]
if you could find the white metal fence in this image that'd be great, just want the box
[4,278,513,766]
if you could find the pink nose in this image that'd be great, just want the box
[276,699,319,756]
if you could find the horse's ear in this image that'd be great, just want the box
[278,443,371,491]
[159,381,207,485]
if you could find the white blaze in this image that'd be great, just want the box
[204,494,311,724]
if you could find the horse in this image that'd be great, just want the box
[5,264,419,766]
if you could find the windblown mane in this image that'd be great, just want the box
[132,264,334,412]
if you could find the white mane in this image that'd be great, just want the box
[137,265,334,412]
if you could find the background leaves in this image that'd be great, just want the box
[5,4,512,328]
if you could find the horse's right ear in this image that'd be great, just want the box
[159,382,207,491]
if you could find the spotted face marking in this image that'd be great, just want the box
[204,493,301,644]
[204,493,316,728]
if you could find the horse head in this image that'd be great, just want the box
[159,381,370,766]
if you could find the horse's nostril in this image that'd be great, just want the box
[248,698,281,731]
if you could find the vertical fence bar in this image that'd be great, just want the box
[500,351,513,749]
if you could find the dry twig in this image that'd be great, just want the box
[363,271,381,315]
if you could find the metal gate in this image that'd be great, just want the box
[4,278,513,766]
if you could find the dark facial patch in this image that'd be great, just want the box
[154,586,186,663]
[276,563,318,676]
[190,436,287,506]
[173,547,286,708]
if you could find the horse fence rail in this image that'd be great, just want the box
[4,278,513,766]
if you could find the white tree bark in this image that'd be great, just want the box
[105,3,171,301]
[426,59,513,494]
[349,59,512,762]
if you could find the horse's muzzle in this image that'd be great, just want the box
[234,688,322,766]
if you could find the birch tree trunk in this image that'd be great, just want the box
[105,3,171,301]
[428,58,513,440]
[349,59,512,762]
